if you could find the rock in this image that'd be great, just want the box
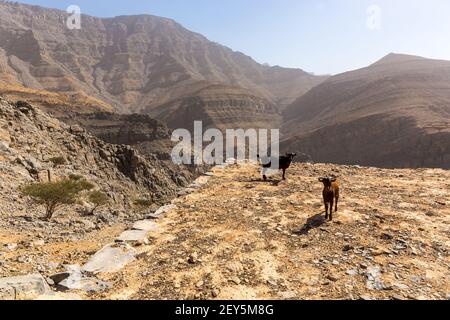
[0,274,52,300]
[381,233,394,240]
[5,243,18,251]
[147,204,177,219]
[212,288,220,298]
[49,272,72,285]
[230,277,241,285]
[372,247,391,256]
[188,252,199,264]
[132,220,158,232]
[116,230,150,245]
[195,281,204,288]
[392,282,410,290]
[366,265,386,290]
[32,240,45,247]
[81,220,96,230]
[70,125,84,134]
[82,243,136,274]
[58,275,111,293]
[326,275,338,282]
[0,141,10,153]
[343,244,353,252]
[346,269,358,276]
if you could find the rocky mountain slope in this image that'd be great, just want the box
[0,83,113,116]
[150,83,281,131]
[57,112,176,160]
[281,53,450,169]
[0,98,197,222]
[0,1,326,121]
[1,162,448,300]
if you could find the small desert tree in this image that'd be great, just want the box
[88,191,109,215]
[21,178,94,220]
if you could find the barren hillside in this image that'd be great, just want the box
[0,1,326,117]
[2,161,448,300]
[281,53,450,169]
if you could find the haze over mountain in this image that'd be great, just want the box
[282,53,450,169]
[0,1,326,129]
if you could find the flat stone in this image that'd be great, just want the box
[82,243,136,274]
[0,274,51,300]
[147,204,176,219]
[58,276,111,293]
[132,220,158,232]
[116,229,150,244]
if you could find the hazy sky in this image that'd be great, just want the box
[15,0,450,75]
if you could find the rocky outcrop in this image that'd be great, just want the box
[56,112,176,160]
[0,98,194,214]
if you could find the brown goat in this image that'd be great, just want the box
[319,176,340,221]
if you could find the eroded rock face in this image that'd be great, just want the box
[55,112,176,161]
[0,1,326,115]
[152,83,282,131]
[0,99,193,214]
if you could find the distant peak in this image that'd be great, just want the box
[371,53,428,66]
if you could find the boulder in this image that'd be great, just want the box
[0,274,52,300]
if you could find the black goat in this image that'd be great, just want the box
[257,153,297,181]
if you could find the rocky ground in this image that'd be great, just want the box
[1,103,449,299]
[79,163,448,300]
[0,98,199,298]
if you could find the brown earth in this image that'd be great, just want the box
[68,163,450,300]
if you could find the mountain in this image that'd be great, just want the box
[281,53,450,169]
[149,82,281,131]
[0,1,326,125]
[0,98,198,214]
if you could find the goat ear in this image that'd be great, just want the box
[318,178,324,182]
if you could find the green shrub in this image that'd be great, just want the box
[48,156,66,166]
[21,178,95,220]
[88,191,109,215]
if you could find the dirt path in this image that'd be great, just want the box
[89,163,449,300]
